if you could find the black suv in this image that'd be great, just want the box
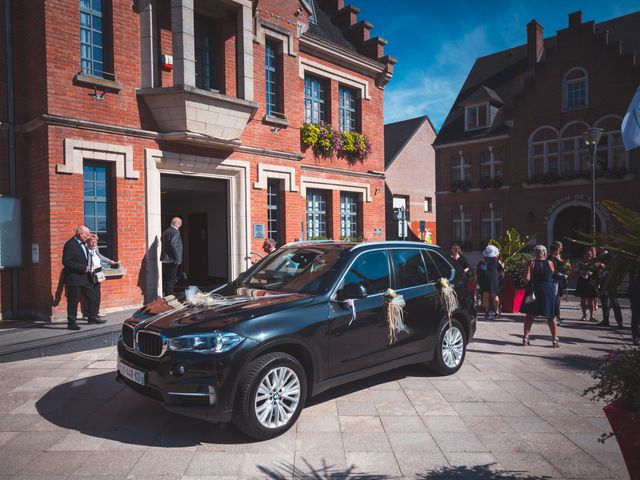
[117,241,476,439]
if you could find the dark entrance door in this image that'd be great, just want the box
[553,206,601,258]
[188,212,209,282]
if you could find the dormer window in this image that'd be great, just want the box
[465,103,489,131]
[563,67,588,110]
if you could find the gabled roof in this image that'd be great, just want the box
[384,115,434,169]
[434,11,640,146]
[462,85,504,107]
[306,0,358,51]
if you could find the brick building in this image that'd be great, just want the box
[434,11,640,258]
[0,0,396,320]
[384,116,437,242]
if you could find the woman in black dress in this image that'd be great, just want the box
[450,244,470,275]
[520,245,558,347]
[481,245,503,319]
[574,246,599,321]
[549,243,568,323]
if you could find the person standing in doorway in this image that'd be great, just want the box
[161,217,183,297]
[62,225,95,330]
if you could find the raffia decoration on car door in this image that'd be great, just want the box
[384,288,407,344]
[437,278,459,328]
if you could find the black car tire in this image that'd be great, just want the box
[233,352,307,440]
[430,318,467,376]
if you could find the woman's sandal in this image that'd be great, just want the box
[522,336,530,346]
[581,315,587,322]
[553,338,560,348]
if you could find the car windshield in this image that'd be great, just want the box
[238,246,345,294]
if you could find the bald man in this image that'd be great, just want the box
[62,225,101,330]
[160,217,184,296]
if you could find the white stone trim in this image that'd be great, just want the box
[256,20,296,56]
[546,199,607,247]
[144,148,251,299]
[299,57,370,100]
[300,176,372,202]
[254,163,299,191]
[58,139,140,179]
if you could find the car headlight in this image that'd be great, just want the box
[168,332,245,353]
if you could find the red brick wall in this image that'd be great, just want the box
[436,15,640,253]
[6,0,389,319]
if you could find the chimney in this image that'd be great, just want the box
[527,20,544,66]
[568,11,582,30]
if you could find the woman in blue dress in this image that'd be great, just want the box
[520,245,558,347]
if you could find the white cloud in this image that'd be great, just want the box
[385,26,494,129]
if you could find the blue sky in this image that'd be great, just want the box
[357,0,639,130]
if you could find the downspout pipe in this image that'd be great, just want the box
[4,0,18,318]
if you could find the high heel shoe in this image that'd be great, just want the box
[553,338,560,348]
[522,336,530,346]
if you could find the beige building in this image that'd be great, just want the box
[384,116,438,241]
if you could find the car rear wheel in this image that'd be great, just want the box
[430,318,466,375]
[233,352,307,440]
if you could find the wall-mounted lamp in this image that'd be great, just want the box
[271,126,281,133]
[90,86,105,100]
[295,6,303,16]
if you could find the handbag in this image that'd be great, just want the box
[93,270,106,283]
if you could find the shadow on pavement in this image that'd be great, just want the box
[257,460,552,479]
[36,372,251,448]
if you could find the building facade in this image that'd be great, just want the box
[0,0,396,320]
[434,11,640,258]
[384,116,437,242]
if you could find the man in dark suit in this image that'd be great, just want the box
[160,217,183,296]
[62,225,101,330]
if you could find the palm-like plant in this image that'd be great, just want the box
[572,200,640,295]
[488,227,533,288]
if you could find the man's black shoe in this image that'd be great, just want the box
[597,320,610,327]
[67,323,81,331]
[87,318,106,324]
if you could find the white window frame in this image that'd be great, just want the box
[528,127,560,178]
[562,67,589,111]
[452,206,471,246]
[424,197,432,213]
[465,102,489,131]
[451,151,471,182]
[480,146,502,179]
[481,204,502,244]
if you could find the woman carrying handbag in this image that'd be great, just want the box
[519,245,559,347]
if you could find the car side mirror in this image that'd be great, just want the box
[338,283,367,301]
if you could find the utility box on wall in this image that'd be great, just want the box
[0,197,22,268]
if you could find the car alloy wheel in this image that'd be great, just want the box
[233,352,307,439]
[441,326,464,369]
[254,366,301,429]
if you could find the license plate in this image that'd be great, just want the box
[118,357,146,386]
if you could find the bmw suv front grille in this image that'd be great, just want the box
[136,330,165,357]
[122,324,134,349]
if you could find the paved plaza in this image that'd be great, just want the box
[0,301,632,479]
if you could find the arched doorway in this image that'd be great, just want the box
[552,205,601,258]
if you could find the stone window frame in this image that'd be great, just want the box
[299,176,372,203]
[479,146,502,180]
[451,151,471,182]
[527,125,560,178]
[452,205,472,250]
[299,57,371,101]
[58,139,140,179]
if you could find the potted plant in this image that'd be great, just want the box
[583,347,640,480]
[488,228,532,313]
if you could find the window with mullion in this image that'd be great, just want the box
[265,40,281,117]
[83,162,112,258]
[306,189,327,239]
[79,0,105,78]
[267,179,281,244]
[566,80,586,109]
[338,86,357,132]
[304,76,325,124]
[340,192,359,239]
[195,14,216,91]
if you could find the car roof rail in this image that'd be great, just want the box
[281,239,343,248]
[349,241,441,250]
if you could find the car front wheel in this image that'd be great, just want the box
[430,318,466,375]
[233,352,307,440]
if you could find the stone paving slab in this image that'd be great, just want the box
[0,300,633,479]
